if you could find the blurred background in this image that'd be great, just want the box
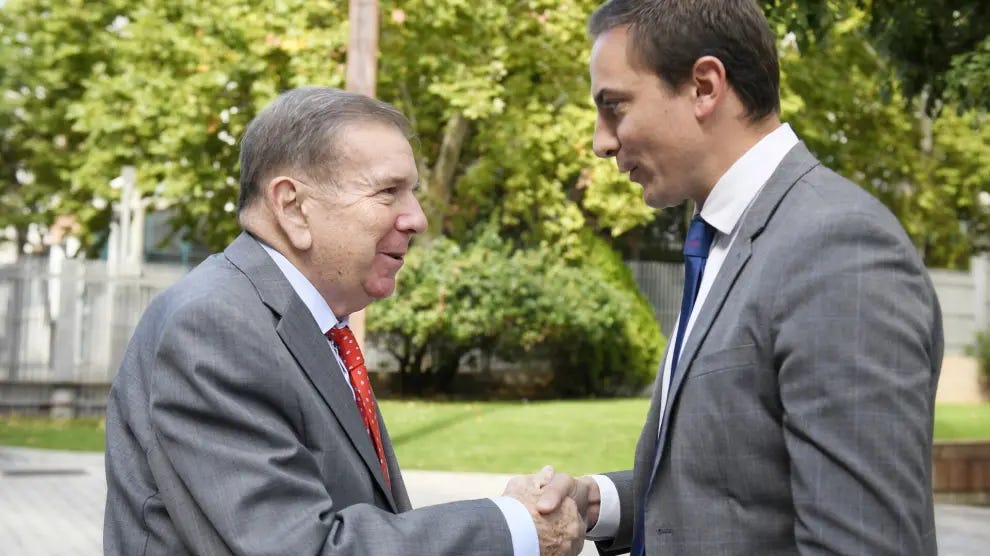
[0,0,989,553]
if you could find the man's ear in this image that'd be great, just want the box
[267,176,313,251]
[691,55,728,121]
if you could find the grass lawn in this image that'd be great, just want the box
[379,399,649,475]
[2,401,988,474]
[933,403,990,441]
[0,415,105,452]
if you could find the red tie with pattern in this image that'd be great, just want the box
[325,326,390,487]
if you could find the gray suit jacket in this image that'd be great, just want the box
[104,233,513,555]
[599,144,943,555]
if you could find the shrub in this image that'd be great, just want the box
[966,330,990,386]
[368,228,664,397]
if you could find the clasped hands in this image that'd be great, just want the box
[503,465,601,556]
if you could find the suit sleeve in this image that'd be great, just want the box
[148,296,514,556]
[772,210,942,554]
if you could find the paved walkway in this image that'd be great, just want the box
[1,446,987,555]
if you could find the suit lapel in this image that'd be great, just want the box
[653,143,821,461]
[225,233,398,512]
[276,303,398,511]
[377,408,412,511]
[655,241,753,450]
[634,342,672,498]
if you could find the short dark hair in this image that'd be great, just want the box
[589,0,780,121]
[237,87,411,212]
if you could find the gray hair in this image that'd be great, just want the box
[237,87,411,212]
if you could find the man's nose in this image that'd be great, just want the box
[592,116,619,158]
[397,193,428,234]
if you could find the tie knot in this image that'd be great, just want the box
[683,215,716,259]
[326,325,356,346]
[326,326,363,368]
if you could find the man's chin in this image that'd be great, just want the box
[364,279,397,300]
[641,182,686,209]
[642,191,673,209]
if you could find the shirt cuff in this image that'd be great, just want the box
[491,496,539,556]
[586,474,620,540]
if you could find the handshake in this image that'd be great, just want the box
[502,465,600,556]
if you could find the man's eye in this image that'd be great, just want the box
[601,100,622,115]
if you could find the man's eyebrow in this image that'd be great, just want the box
[380,175,420,191]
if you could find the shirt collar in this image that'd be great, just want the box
[257,240,347,334]
[699,123,799,236]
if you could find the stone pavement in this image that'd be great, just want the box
[1,446,988,555]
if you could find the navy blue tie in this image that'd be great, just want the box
[631,214,716,556]
[670,215,717,376]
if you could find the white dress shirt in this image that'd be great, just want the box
[258,240,540,555]
[260,242,353,384]
[587,123,800,539]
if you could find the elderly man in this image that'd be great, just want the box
[104,87,585,556]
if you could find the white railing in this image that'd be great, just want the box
[1,254,987,386]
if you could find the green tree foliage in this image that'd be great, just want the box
[967,330,990,386]
[867,0,990,112]
[922,110,990,259]
[1,0,353,252]
[376,0,655,254]
[780,11,990,268]
[368,225,662,397]
[945,34,990,111]
[766,0,990,112]
[67,0,351,250]
[2,0,666,396]
[1,0,657,256]
[5,0,986,264]
[0,0,129,252]
[3,0,987,394]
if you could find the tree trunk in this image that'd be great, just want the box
[425,112,469,237]
[14,224,27,261]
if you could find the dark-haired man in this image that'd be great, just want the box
[541,1,943,554]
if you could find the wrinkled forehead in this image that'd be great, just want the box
[333,123,418,181]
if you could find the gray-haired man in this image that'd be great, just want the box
[104,87,586,556]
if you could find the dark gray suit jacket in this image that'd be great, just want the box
[104,233,513,555]
[599,144,943,555]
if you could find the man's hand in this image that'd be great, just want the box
[503,466,585,556]
[536,474,601,532]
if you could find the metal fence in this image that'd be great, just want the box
[0,258,185,384]
[626,260,683,338]
[1,254,987,413]
[929,256,990,356]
